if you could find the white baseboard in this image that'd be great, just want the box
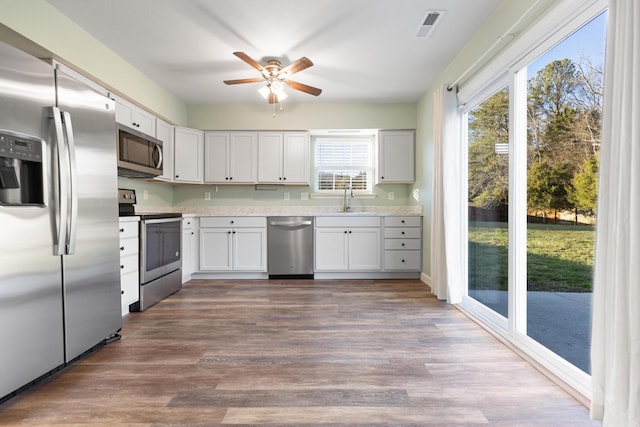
[420,272,432,290]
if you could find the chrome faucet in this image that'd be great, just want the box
[343,185,354,212]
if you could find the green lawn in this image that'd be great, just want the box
[468,221,595,292]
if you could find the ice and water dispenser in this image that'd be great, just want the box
[0,131,44,206]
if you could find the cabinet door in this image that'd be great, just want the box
[315,228,349,271]
[348,227,381,270]
[114,96,155,137]
[155,119,174,182]
[282,132,309,184]
[204,132,229,183]
[133,108,156,137]
[378,130,415,183]
[229,132,258,183]
[199,229,233,271]
[257,132,284,183]
[233,228,266,271]
[174,127,203,183]
[114,97,134,127]
[182,219,196,282]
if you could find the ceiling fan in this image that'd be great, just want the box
[223,52,322,104]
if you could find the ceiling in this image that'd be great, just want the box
[47,0,502,105]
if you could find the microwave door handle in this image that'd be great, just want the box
[49,106,68,256]
[61,111,78,255]
[154,143,163,169]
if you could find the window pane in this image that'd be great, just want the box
[525,12,605,374]
[467,86,510,318]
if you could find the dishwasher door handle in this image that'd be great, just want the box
[269,220,313,227]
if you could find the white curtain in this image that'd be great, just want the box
[430,85,463,304]
[591,0,640,424]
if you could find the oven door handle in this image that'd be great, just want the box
[141,217,181,224]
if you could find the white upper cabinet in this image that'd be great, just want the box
[204,131,257,184]
[174,126,203,183]
[377,130,415,183]
[113,95,156,137]
[282,132,310,184]
[155,118,174,182]
[257,131,309,184]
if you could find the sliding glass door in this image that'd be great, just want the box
[463,6,606,381]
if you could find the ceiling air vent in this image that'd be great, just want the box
[415,10,445,39]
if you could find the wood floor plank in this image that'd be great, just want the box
[0,279,598,426]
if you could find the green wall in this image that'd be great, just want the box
[187,103,416,130]
[413,0,557,277]
[0,0,562,280]
[0,0,187,125]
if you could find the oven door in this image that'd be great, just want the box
[140,217,181,284]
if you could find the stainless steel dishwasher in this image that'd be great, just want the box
[267,216,314,279]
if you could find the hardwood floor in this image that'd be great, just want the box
[0,279,599,426]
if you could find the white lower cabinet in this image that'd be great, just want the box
[119,218,139,315]
[383,216,422,271]
[199,217,266,272]
[315,216,381,271]
[182,216,196,283]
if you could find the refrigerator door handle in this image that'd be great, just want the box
[61,110,78,255]
[49,106,68,256]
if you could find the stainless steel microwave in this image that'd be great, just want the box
[116,124,163,178]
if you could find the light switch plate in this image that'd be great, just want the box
[388,191,395,201]
[284,192,290,200]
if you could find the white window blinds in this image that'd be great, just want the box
[314,136,374,192]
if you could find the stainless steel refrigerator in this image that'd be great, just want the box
[0,40,122,399]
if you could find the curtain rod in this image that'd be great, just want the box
[447,0,546,91]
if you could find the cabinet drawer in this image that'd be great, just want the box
[384,239,421,250]
[183,217,195,230]
[119,237,138,257]
[120,271,139,305]
[119,221,138,238]
[200,216,265,228]
[384,228,421,239]
[119,253,138,275]
[315,216,381,228]
[384,216,421,227]
[384,251,421,271]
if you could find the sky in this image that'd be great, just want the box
[528,10,607,76]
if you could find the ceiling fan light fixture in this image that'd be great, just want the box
[258,85,271,99]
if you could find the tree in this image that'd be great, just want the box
[568,154,599,216]
[527,162,573,222]
[468,87,509,209]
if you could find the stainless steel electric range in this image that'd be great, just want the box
[118,188,182,311]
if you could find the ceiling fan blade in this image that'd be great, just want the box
[223,77,264,85]
[280,57,313,76]
[286,80,322,96]
[233,51,265,73]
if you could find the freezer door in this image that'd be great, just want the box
[55,67,122,362]
[0,41,65,398]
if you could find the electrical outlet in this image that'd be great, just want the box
[283,192,290,201]
[388,191,395,201]
[204,191,211,200]
[143,190,149,200]
[301,192,309,200]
